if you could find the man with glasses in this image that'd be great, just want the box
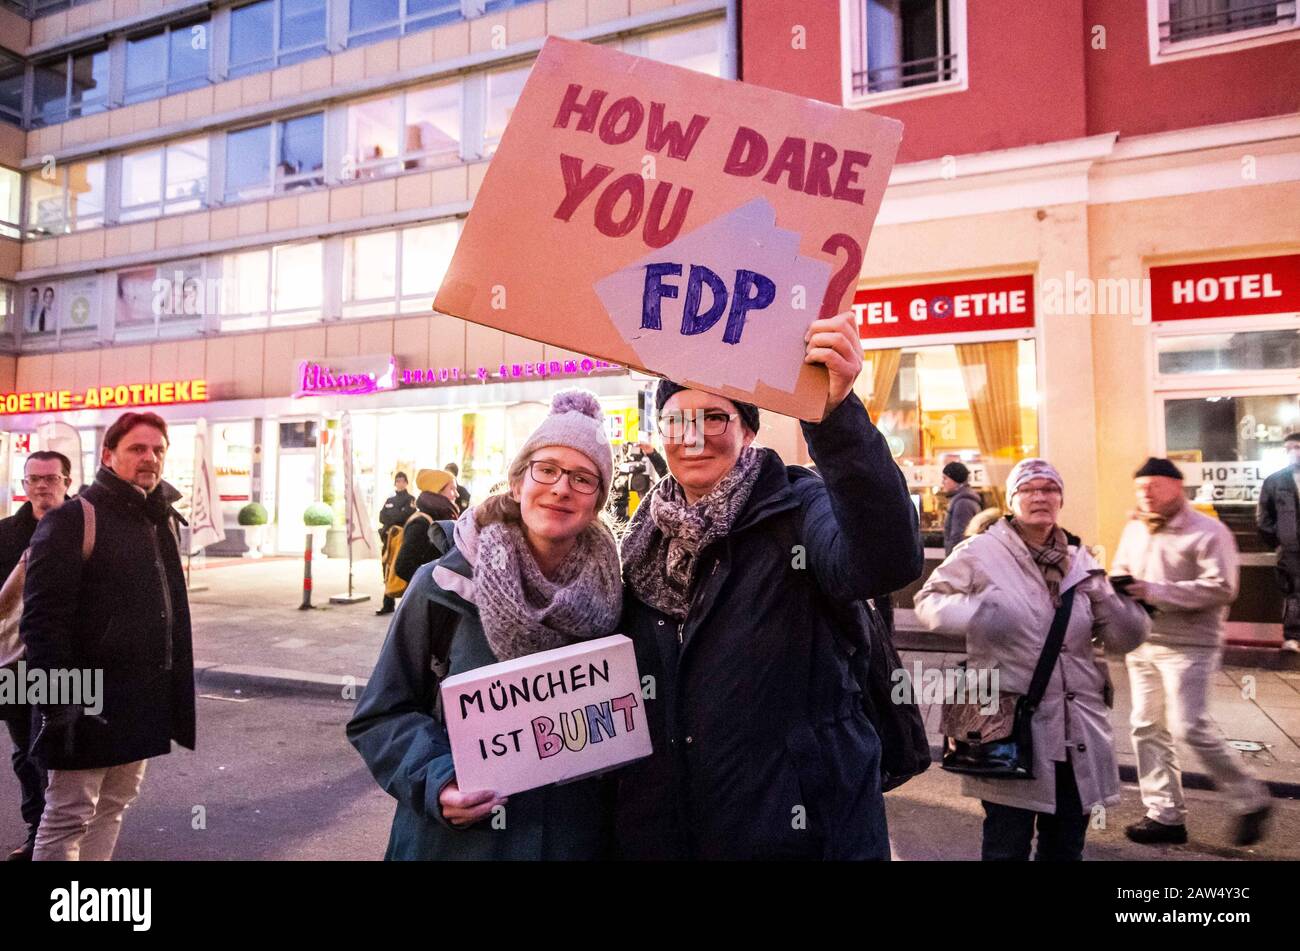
[1115,457,1270,847]
[613,311,923,860]
[0,450,72,860]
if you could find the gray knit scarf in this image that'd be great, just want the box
[452,507,622,662]
[621,446,767,619]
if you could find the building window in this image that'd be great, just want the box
[1164,392,1298,506]
[114,260,205,340]
[1160,0,1296,46]
[229,0,328,78]
[120,138,209,222]
[24,160,105,237]
[0,50,22,127]
[224,113,324,202]
[31,48,109,127]
[18,274,101,346]
[1156,328,1300,376]
[345,81,461,179]
[856,338,1039,535]
[0,281,15,340]
[484,64,530,157]
[844,0,965,104]
[0,166,20,239]
[348,0,462,47]
[217,241,322,330]
[125,20,211,104]
[634,20,726,76]
[342,218,460,317]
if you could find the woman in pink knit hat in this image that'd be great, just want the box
[348,388,622,860]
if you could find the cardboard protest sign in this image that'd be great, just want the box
[435,37,903,421]
[440,634,651,797]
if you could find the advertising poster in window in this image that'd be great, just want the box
[58,275,100,332]
[435,37,903,421]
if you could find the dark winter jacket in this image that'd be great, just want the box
[943,483,982,554]
[20,467,196,770]
[1258,467,1300,553]
[347,548,608,860]
[393,492,460,584]
[379,489,416,532]
[612,392,922,860]
[0,502,38,581]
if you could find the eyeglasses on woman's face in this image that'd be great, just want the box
[657,410,738,440]
[527,460,600,495]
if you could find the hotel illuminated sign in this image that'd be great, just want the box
[0,379,209,415]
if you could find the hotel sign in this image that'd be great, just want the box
[1150,254,1300,322]
[854,274,1036,342]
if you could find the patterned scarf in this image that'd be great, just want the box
[452,508,622,662]
[621,446,767,619]
[1011,517,1071,606]
[1134,497,1185,534]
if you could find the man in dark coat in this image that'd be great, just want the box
[445,463,471,514]
[1258,432,1300,652]
[941,461,982,555]
[0,450,71,860]
[614,311,923,860]
[376,472,415,615]
[22,411,195,861]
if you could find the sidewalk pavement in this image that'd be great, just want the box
[186,555,1300,799]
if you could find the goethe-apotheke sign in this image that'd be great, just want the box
[0,379,208,415]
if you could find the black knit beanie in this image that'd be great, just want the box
[1134,457,1184,480]
[655,379,761,434]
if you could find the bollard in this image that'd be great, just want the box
[299,532,314,610]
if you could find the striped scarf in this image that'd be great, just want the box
[1011,518,1071,606]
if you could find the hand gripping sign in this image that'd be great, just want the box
[435,37,903,421]
[440,634,651,797]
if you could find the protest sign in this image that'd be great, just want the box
[435,37,903,420]
[440,634,651,797]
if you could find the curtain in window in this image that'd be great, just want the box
[955,340,1021,508]
[864,347,901,424]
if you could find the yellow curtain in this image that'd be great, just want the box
[955,341,1022,509]
[863,348,901,424]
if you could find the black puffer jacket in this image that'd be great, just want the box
[612,392,923,860]
[21,467,195,770]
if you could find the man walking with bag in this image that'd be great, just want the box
[1115,457,1271,847]
[0,450,72,860]
[22,412,195,861]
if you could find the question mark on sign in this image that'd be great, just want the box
[818,233,863,319]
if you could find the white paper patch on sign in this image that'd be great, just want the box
[594,198,831,396]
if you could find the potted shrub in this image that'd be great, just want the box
[238,502,269,558]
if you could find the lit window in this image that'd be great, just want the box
[401,219,459,300]
[484,65,531,156]
[272,242,322,322]
[344,230,398,312]
[25,160,105,236]
[345,82,461,179]
[342,219,461,317]
[121,138,209,222]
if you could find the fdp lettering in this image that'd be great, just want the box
[639,263,776,345]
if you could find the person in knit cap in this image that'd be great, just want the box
[1113,457,1270,848]
[348,389,621,860]
[915,457,1149,861]
[940,461,982,555]
[613,310,923,860]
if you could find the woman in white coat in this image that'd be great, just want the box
[914,458,1149,860]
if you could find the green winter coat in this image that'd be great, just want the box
[346,545,610,860]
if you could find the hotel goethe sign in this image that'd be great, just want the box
[854,274,1035,341]
[440,634,651,797]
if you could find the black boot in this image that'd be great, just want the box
[1124,817,1187,845]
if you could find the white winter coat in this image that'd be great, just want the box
[914,518,1149,814]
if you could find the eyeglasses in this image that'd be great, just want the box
[528,460,600,495]
[1016,486,1061,499]
[657,411,738,440]
[22,475,66,487]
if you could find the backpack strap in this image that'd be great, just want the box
[78,497,95,561]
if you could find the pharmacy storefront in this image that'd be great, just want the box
[1148,251,1300,638]
[851,272,1040,551]
[0,356,646,556]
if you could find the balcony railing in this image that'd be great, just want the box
[853,52,958,97]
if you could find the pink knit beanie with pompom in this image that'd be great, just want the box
[510,388,614,508]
